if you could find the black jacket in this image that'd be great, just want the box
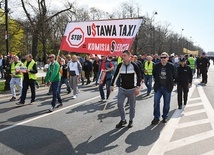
[175,65,192,84]
[153,62,177,93]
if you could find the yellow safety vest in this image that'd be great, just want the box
[24,60,37,80]
[144,61,154,75]
[11,61,22,78]
[188,57,195,70]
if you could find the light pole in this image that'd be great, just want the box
[181,29,184,53]
[152,11,158,54]
[5,0,9,56]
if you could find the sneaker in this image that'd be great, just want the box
[151,118,160,125]
[178,106,182,109]
[49,106,55,112]
[55,103,63,108]
[16,101,25,106]
[72,95,76,99]
[31,100,35,103]
[10,96,16,101]
[162,118,168,123]
[116,120,127,128]
[67,91,71,94]
[128,120,133,128]
[99,99,106,103]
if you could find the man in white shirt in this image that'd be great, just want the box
[68,55,82,99]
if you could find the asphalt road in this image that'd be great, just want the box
[0,64,214,155]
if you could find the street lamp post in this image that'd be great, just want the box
[152,11,158,54]
[5,0,9,56]
[181,29,184,53]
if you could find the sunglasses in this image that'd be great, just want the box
[160,57,167,59]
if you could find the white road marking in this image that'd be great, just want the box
[183,109,206,116]
[177,119,210,129]
[201,150,214,155]
[185,102,203,107]
[188,97,201,101]
[166,130,214,152]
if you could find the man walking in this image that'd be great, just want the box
[9,56,23,101]
[143,56,154,96]
[176,57,192,109]
[151,52,177,125]
[0,54,5,79]
[68,55,82,99]
[200,52,210,84]
[98,55,114,102]
[111,50,141,128]
[45,54,62,112]
[83,55,92,85]
[16,54,38,105]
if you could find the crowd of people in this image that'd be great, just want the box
[0,51,211,128]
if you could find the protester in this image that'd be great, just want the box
[151,52,177,125]
[98,55,114,102]
[45,54,62,112]
[68,55,82,99]
[143,56,154,96]
[9,56,23,101]
[111,50,141,128]
[0,54,5,79]
[195,55,201,78]
[200,52,210,84]
[175,57,192,109]
[16,54,38,105]
[92,56,100,85]
[58,58,71,94]
[83,55,92,85]
[187,54,196,76]
[152,54,160,64]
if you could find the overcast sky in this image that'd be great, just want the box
[8,0,214,52]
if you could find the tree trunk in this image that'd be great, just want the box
[32,30,39,59]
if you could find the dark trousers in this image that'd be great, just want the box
[93,71,98,83]
[201,68,208,83]
[85,71,91,84]
[0,66,4,79]
[177,83,189,106]
[21,79,36,103]
[51,81,62,107]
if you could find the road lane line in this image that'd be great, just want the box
[166,130,214,152]
[201,150,214,155]
[177,119,210,129]
[0,95,100,133]
[183,109,206,116]
[188,97,201,101]
[185,102,203,107]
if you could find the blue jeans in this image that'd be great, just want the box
[153,86,171,119]
[144,75,152,93]
[58,78,71,93]
[51,81,62,107]
[99,79,111,100]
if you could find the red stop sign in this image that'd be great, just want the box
[66,28,85,47]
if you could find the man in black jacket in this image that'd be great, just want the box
[111,50,141,128]
[83,56,92,85]
[176,57,192,109]
[152,52,177,125]
[200,52,210,84]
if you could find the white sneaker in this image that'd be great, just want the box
[49,106,55,112]
[72,95,76,99]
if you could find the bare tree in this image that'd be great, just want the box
[20,0,75,61]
